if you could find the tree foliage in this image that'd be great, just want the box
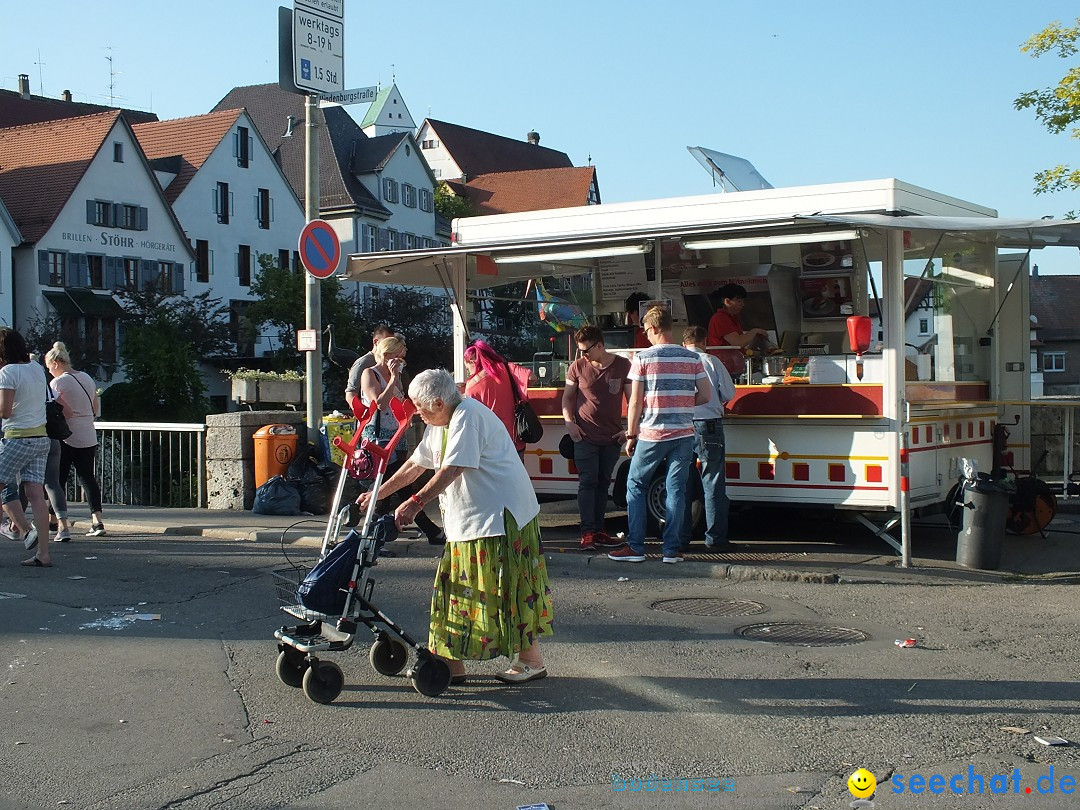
[246,253,362,377]
[434,181,473,221]
[1015,17,1080,197]
[105,283,232,421]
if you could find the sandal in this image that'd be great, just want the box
[21,556,53,568]
[494,664,547,684]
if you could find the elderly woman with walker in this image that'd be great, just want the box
[359,369,552,684]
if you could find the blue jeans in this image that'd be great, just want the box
[681,420,729,547]
[626,436,695,557]
[574,440,620,533]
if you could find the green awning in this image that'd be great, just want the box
[42,291,81,317]
[64,288,127,317]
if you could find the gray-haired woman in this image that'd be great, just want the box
[358,369,553,684]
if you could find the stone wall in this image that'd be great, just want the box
[205,411,308,510]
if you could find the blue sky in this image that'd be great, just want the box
[3,0,1079,272]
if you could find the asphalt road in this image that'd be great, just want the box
[2,529,1079,810]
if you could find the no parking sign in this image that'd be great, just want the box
[298,220,341,279]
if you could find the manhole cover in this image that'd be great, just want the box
[650,598,768,617]
[736,622,869,646]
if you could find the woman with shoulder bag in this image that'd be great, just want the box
[463,340,530,457]
[45,342,106,538]
[0,329,54,566]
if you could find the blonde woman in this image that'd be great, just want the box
[359,336,443,544]
[45,342,105,537]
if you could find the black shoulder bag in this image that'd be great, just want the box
[504,361,543,444]
[46,388,72,441]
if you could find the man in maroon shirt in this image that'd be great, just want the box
[562,326,631,551]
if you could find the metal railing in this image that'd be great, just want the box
[66,421,207,508]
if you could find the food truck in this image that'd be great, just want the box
[343,178,1080,563]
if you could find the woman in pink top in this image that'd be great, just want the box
[463,340,526,455]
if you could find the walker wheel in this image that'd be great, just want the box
[302,660,344,704]
[409,657,451,697]
[369,635,409,676]
[275,650,307,688]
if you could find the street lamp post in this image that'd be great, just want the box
[304,93,323,435]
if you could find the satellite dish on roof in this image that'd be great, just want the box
[687,146,773,192]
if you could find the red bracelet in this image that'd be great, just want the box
[409,494,424,508]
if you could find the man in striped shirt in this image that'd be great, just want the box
[609,306,711,564]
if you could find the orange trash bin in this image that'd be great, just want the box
[253,424,298,488]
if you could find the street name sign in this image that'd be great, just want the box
[293,2,344,94]
[299,220,341,279]
[319,86,377,105]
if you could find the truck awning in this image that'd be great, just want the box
[800,214,1080,248]
[343,215,1080,288]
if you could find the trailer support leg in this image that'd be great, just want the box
[852,513,903,555]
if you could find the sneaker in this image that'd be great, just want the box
[662,553,685,564]
[580,531,596,551]
[0,521,20,542]
[23,528,38,550]
[592,531,623,549]
[55,528,71,543]
[86,523,107,537]
[607,545,646,563]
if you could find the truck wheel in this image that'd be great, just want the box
[645,475,704,538]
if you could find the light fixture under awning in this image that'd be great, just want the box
[492,242,652,264]
[683,230,860,251]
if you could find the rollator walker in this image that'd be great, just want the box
[272,396,452,702]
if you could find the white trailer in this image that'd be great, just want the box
[344,178,1080,563]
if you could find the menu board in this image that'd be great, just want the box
[798,276,853,320]
[598,253,648,300]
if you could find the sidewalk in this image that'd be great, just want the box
[78,498,1080,586]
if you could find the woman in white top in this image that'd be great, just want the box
[45,342,105,537]
[0,328,54,567]
[360,369,552,685]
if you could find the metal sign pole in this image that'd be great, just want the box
[304,92,323,434]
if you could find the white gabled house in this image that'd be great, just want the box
[133,109,305,397]
[0,110,193,378]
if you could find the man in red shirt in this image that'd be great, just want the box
[625,292,652,349]
[706,283,771,349]
[562,326,631,551]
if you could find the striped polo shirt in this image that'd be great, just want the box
[628,344,706,442]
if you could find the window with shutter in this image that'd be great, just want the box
[237,126,250,168]
[216,181,230,224]
[124,258,139,290]
[88,255,104,288]
[257,188,271,229]
[196,240,210,285]
[47,252,67,286]
[238,245,251,286]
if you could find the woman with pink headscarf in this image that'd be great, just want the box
[462,340,528,456]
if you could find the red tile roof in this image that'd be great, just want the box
[133,109,243,203]
[453,167,598,215]
[0,111,121,243]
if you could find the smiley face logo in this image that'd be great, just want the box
[848,768,876,799]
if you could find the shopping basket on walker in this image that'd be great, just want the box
[272,395,453,702]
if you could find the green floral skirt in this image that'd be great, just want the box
[429,510,553,661]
